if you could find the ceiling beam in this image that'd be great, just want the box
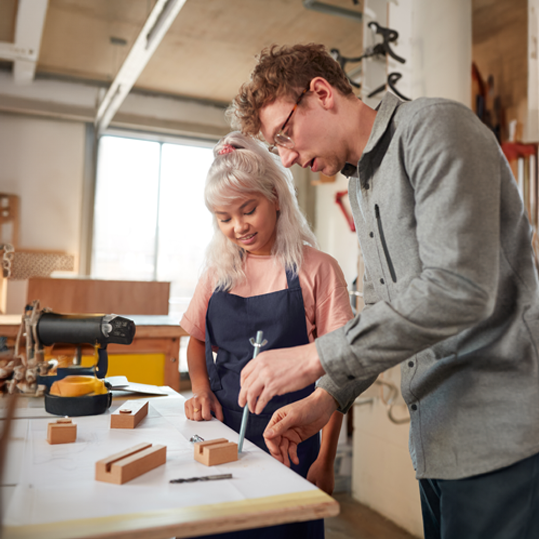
[95,0,187,135]
[0,0,49,84]
[303,0,362,23]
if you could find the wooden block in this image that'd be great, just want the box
[47,418,77,444]
[110,400,148,429]
[95,442,166,485]
[194,438,238,466]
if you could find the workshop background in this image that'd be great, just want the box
[0,0,534,537]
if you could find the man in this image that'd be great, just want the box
[229,43,539,538]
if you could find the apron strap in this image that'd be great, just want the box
[285,266,301,290]
[205,295,223,391]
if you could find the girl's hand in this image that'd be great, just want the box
[185,389,224,422]
[306,457,335,495]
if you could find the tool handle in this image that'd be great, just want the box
[238,331,265,453]
[238,405,249,453]
[95,345,108,379]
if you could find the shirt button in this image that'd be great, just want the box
[380,278,385,284]
[369,232,374,238]
[411,404,418,411]
[408,361,414,368]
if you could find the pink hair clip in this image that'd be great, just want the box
[218,144,236,155]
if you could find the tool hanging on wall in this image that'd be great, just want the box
[331,21,406,90]
[366,21,406,64]
[1,244,14,278]
[367,72,411,102]
[331,49,363,88]
[335,191,356,232]
[331,21,410,101]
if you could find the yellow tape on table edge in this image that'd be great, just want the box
[3,489,339,539]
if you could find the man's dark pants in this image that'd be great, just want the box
[419,451,539,539]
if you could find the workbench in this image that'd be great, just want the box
[1,393,339,538]
[0,314,188,392]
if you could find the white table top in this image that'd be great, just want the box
[1,394,338,539]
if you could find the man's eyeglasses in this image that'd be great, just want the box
[268,85,310,154]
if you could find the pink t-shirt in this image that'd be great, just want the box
[180,245,353,343]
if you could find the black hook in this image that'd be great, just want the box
[331,48,362,88]
[367,72,411,102]
[367,22,406,64]
[331,21,406,90]
[387,72,411,101]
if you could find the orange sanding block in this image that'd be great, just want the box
[110,400,148,429]
[95,442,166,485]
[194,438,238,466]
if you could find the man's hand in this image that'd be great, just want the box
[263,388,338,467]
[238,342,326,414]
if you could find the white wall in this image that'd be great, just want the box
[315,173,359,286]
[0,113,85,313]
[353,370,421,536]
[391,0,472,105]
[0,113,85,252]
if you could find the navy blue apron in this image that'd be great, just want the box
[201,267,324,539]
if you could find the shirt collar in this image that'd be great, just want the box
[340,92,403,178]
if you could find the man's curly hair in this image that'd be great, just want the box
[227,43,353,137]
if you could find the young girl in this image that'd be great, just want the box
[180,131,353,539]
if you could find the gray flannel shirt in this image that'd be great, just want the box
[316,92,539,480]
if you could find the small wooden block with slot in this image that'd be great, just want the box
[47,418,76,444]
[95,442,166,485]
[110,400,149,429]
[194,438,238,466]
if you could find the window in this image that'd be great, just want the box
[92,133,215,317]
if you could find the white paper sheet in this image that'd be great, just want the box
[5,396,316,527]
[105,376,169,395]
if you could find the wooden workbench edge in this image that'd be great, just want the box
[2,489,339,539]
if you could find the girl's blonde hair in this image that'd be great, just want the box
[204,131,318,291]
